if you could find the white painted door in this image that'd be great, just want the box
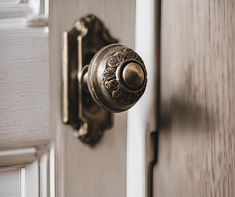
[50,1,134,196]
[0,0,158,197]
[0,0,54,196]
[50,0,158,196]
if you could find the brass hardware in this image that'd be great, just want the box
[122,62,145,90]
[62,14,147,145]
[88,44,147,112]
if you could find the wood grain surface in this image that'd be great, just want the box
[49,1,135,197]
[155,1,235,197]
[0,1,49,148]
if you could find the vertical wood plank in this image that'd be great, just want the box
[49,1,135,197]
[127,0,159,197]
[155,0,235,197]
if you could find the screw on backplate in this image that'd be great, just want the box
[78,122,88,137]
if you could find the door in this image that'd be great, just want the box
[155,1,235,197]
[1,0,157,197]
[50,1,134,197]
[0,0,54,196]
[49,0,158,197]
[1,0,157,196]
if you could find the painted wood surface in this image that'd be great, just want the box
[0,0,49,148]
[0,169,21,197]
[127,0,159,197]
[0,146,54,197]
[49,1,135,197]
[0,1,53,196]
[155,1,235,197]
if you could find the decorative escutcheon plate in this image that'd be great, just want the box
[62,14,118,145]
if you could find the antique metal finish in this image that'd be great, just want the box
[88,44,147,112]
[122,62,145,90]
[62,15,117,145]
[62,15,147,145]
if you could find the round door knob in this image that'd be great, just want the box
[87,44,147,112]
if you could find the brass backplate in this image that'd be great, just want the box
[62,14,118,145]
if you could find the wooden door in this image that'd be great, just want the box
[0,0,54,196]
[49,1,136,197]
[0,0,157,197]
[155,1,235,197]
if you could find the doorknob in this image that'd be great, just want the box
[62,15,147,145]
[87,44,147,112]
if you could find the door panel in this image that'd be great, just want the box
[0,1,53,196]
[155,1,235,197]
[127,0,159,197]
[0,169,21,197]
[49,1,135,197]
[0,0,49,149]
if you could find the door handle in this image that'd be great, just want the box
[88,44,147,112]
[62,15,147,145]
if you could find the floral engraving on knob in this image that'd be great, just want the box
[103,48,146,105]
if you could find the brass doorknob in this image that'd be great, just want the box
[87,44,147,112]
[62,15,148,145]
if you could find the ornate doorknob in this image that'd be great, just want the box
[62,15,147,145]
[87,44,147,112]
